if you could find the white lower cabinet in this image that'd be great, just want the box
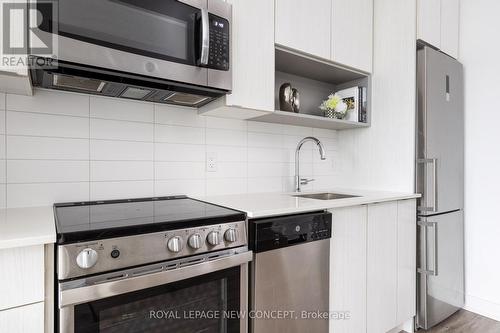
[0,245,44,310]
[0,245,46,332]
[396,199,417,324]
[0,302,44,333]
[329,199,416,333]
[329,205,368,333]
[367,202,399,333]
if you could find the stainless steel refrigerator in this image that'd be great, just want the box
[416,46,465,330]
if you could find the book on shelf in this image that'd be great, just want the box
[336,86,359,122]
[359,86,367,123]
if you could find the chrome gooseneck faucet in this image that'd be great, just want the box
[295,137,326,192]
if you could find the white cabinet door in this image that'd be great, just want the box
[225,0,275,112]
[367,201,398,333]
[275,0,331,59]
[0,302,44,333]
[417,0,441,49]
[440,0,459,58]
[0,245,44,311]
[397,199,417,324]
[329,206,367,333]
[331,0,373,72]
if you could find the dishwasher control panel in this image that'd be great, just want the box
[248,211,332,253]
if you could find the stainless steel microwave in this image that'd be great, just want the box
[29,0,232,107]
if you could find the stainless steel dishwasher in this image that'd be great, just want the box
[248,211,332,333]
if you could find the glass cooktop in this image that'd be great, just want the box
[54,196,245,244]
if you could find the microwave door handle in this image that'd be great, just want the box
[200,8,209,65]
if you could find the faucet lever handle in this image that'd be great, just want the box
[300,178,315,185]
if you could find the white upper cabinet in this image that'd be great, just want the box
[225,0,275,112]
[440,0,460,58]
[200,0,275,118]
[417,0,459,58]
[331,0,373,72]
[417,0,441,49]
[275,0,331,60]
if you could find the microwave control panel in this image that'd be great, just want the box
[208,13,229,71]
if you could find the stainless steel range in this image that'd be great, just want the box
[54,196,251,333]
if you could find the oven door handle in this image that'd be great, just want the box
[59,251,252,307]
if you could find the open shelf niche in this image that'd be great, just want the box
[251,46,371,130]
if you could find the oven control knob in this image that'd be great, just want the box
[76,248,98,269]
[207,231,220,246]
[167,236,183,253]
[224,228,237,243]
[188,233,202,249]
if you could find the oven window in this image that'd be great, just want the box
[73,267,241,333]
[53,0,200,65]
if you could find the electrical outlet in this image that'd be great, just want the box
[206,152,217,172]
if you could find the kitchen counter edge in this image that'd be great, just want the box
[0,206,56,250]
[194,190,421,219]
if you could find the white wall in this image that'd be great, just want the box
[0,89,339,208]
[460,0,500,321]
[335,0,416,193]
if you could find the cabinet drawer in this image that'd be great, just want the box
[0,302,44,333]
[0,245,44,310]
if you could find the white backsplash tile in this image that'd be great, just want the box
[248,147,287,163]
[0,110,5,134]
[7,111,89,138]
[155,124,205,144]
[1,89,339,207]
[0,160,5,183]
[0,135,5,159]
[312,127,338,139]
[90,96,154,123]
[90,180,154,201]
[7,136,89,160]
[90,161,153,182]
[90,140,153,161]
[247,132,283,148]
[206,162,247,179]
[155,161,205,180]
[90,118,153,142]
[7,160,89,183]
[154,143,205,162]
[206,128,247,147]
[206,117,247,131]
[206,178,247,196]
[0,93,5,110]
[247,177,282,193]
[248,162,287,178]
[205,145,247,162]
[247,121,284,134]
[155,104,205,128]
[7,182,89,207]
[155,179,205,197]
[6,90,89,117]
[0,184,5,208]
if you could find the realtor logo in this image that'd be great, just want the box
[1,0,58,70]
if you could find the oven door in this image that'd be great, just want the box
[34,0,212,87]
[58,250,251,333]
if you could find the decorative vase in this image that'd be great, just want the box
[291,88,300,113]
[279,83,294,112]
[323,108,346,119]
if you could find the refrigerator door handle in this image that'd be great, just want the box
[418,221,438,276]
[417,158,438,212]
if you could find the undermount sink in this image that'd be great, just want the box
[292,192,360,200]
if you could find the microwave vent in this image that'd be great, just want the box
[164,92,210,106]
[53,74,105,92]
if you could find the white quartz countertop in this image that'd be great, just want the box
[0,206,56,250]
[195,189,421,218]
